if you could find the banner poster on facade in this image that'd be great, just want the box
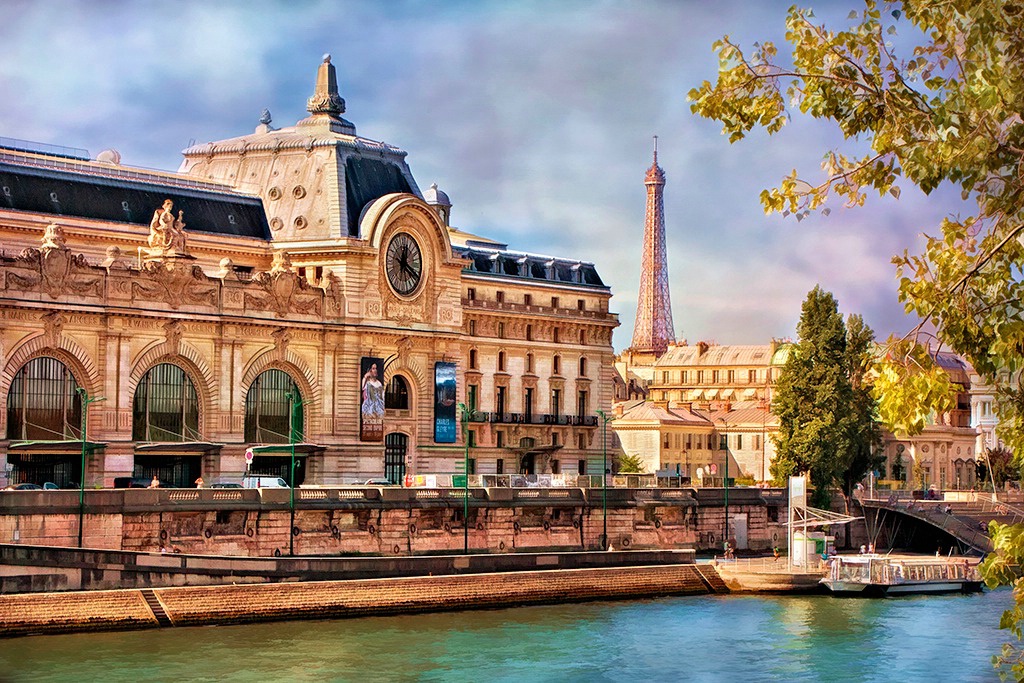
[434,361,457,443]
[360,356,385,442]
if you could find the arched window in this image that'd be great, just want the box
[385,375,410,410]
[6,357,82,440]
[133,363,200,442]
[245,369,303,443]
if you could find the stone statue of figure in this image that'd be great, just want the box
[40,223,67,252]
[149,199,188,255]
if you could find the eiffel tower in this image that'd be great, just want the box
[629,137,675,356]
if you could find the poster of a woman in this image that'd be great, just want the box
[360,357,385,441]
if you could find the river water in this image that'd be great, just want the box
[0,589,1012,682]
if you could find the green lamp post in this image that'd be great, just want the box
[457,402,472,553]
[596,408,611,550]
[285,390,301,556]
[75,388,105,548]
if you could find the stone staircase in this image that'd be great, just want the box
[141,588,174,627]
[693,565,730,594]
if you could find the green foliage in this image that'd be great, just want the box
[981,446,1020,487]
[689,0,1024,447]
[871,338,959,437]
[617,453,646,473]
[770,287,882,507]
[691,1,1024,670]
[981,521,1024,680]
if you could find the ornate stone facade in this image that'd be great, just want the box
[0,57,618,488]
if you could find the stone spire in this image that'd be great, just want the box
[630,136,676,356]
[307,53,346,116]
[299,54,356,134]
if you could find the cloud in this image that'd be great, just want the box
[0,0,965,352]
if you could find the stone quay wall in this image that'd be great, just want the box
[0,544,695,593]
[0,563,718,638]
[0,486,781,558]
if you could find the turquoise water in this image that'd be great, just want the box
[0,589,1012,682]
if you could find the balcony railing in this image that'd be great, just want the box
[472,412,595,426]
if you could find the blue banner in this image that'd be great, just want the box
[434,361,457,443]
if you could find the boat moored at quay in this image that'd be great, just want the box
[820,555,983,596]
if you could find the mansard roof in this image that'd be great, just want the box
[656,343,789,368]
[455,244,607,289]
[0,146,271,240]
[615,400,712,426]
[182,129,415,238]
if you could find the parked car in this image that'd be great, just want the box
[42,482,59,490]
[13,483,42,490]
[364,478,394,486]
[242,476,288,489]
[210,481,243,489]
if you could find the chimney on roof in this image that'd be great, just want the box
[697,341,709,356]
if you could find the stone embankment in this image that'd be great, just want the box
[0,563,723,638]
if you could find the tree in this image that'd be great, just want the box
[689,0,1020,442]
[843,313,886,503]
[689,1,1024,673]
[616,453,646,473]
[980,446,1019,488]
[770,287,880,508]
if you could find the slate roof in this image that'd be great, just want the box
[0,149,271,240]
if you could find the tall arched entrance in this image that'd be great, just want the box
[384,432,407,484]
[5,356,91,487]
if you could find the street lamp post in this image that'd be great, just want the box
[722,418,730,552]
[75,388,105,548]
[457,402,471,554]
[596,408,611,550]
[285,390,300,556]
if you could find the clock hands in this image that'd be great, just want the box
[388,234,421,293]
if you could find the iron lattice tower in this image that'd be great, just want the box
[630,138,675,356]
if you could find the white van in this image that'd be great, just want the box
[242,475,289,489]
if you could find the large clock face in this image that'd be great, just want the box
[385,232,423,296]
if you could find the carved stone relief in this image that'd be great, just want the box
[243,251,322,318]
[41,311,64,348]
[131,260,218,310]
[163,320,183,355]
[4,223,103,299]
[271,327,291,360]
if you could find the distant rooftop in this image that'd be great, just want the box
[0,136,89,161]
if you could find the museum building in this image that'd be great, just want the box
[0,56,618,488]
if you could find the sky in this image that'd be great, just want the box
[0,0,969,351]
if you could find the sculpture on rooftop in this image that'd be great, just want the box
[148,199,188,256]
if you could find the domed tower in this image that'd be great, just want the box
[423,183,452,226]
[630,137,676,356]
[179,54,419,243]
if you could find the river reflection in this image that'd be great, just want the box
[0,589,1011,682]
